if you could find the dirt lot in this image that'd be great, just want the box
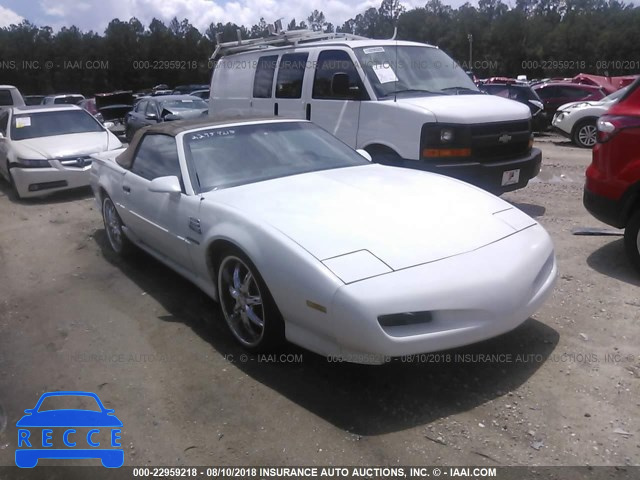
[0,134,638,474]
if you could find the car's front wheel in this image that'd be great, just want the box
[573,120,598,148]
[102,195,133,256]
[217,251,283,351]
[6,162,22,200]
[624,209,640,272]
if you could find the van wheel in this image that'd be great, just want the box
[624,209,640,272]
[572,120,597,148]
[365,145,403,166]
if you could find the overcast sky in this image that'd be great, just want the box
[0,0,477,32]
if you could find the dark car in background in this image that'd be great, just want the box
[532,82,606,116]
[190,89,210,100]
[124,95,208,141]
[23,95,45,106]
[172,84,209,95]
[42,94,85,105]
[95,90,134,137]
[583,78,640,271]
[479,82,548,131]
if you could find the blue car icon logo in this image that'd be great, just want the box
[15,391,123,468]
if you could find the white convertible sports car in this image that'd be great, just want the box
[90,118,556,364]
[0,105,122,198]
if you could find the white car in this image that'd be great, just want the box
[0,105,122,199]
[90,118,557,364]
[552,86,629,148]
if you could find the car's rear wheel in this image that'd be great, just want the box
[217,251,283,351]
[573,120,597,148]
[624,209,640,272]
[102,195,133,256]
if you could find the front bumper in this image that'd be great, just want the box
[322,224,556,363]
[410,148,542,194]
[10,165,91,198]
[583,186,626,229]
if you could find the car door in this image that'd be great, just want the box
[274,52,309,119]
[119,133,199,271]
[308,49,365,147]
[0,111,9,179]
[127,100,147,132]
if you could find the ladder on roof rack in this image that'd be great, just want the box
[210,28,367,60]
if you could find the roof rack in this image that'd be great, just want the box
[210,25,367,60]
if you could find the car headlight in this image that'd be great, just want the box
[15,158,51,168]
[421,124,471,159]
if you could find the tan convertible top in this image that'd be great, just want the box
[116,116,299,169]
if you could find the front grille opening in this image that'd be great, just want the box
[28,180,68,192]
[378,311,433,327]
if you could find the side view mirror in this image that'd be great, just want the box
[0,132,4,139]
[148,175,181,194]
[163,113,180,121]
[356,149,372,162]
[103,121,115,130]
[145,113,158,120]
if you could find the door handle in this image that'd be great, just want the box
[274,102,279,116]
[306,104,311,121]
[122,185,131,193]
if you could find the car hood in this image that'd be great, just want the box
[396,94,531,123]
[16,410,123,427]
[557,99,612,112]
[13,132,118,159]
[206,164,535,271]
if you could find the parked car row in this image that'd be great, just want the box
[2,28,639,363]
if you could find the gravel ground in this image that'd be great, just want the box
[0,134,638,475]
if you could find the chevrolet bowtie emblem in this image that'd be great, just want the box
[498,133,512,144]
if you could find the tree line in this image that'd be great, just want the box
[1,0,639,96]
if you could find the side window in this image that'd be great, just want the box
[313,50,365,100]
[0,90,13,106]
[145,101,158,116]
[253,55,278,98]
[136,100,147,113]
[0,112,8,135]
[276,53,309,99]
[130,134,181,182]
[535,87,554,99]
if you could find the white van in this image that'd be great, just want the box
[0,85,25,110]
[209,30,541,193]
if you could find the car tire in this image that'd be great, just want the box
[102,195,133,256]
[624,208,640,273]
[216,250,284,352]
[572,120,598,148]
[366,145,402,166]
[6,162,22,200]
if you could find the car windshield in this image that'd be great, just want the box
[354,45,479,98]
[160,98,207,111]
[11,109,104,140]
[37,395,101,412]
[184,122,369,192]
[54,95,84,104]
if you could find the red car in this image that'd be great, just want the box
[583,78,640,271]
[533,82,606,116]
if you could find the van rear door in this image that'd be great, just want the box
[251,55,279,116]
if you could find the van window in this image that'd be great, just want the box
[0,90,14,106]
[253,55,278,98]
[313,50,365,100]
[0,111,8,135]
[276,53,309,99]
